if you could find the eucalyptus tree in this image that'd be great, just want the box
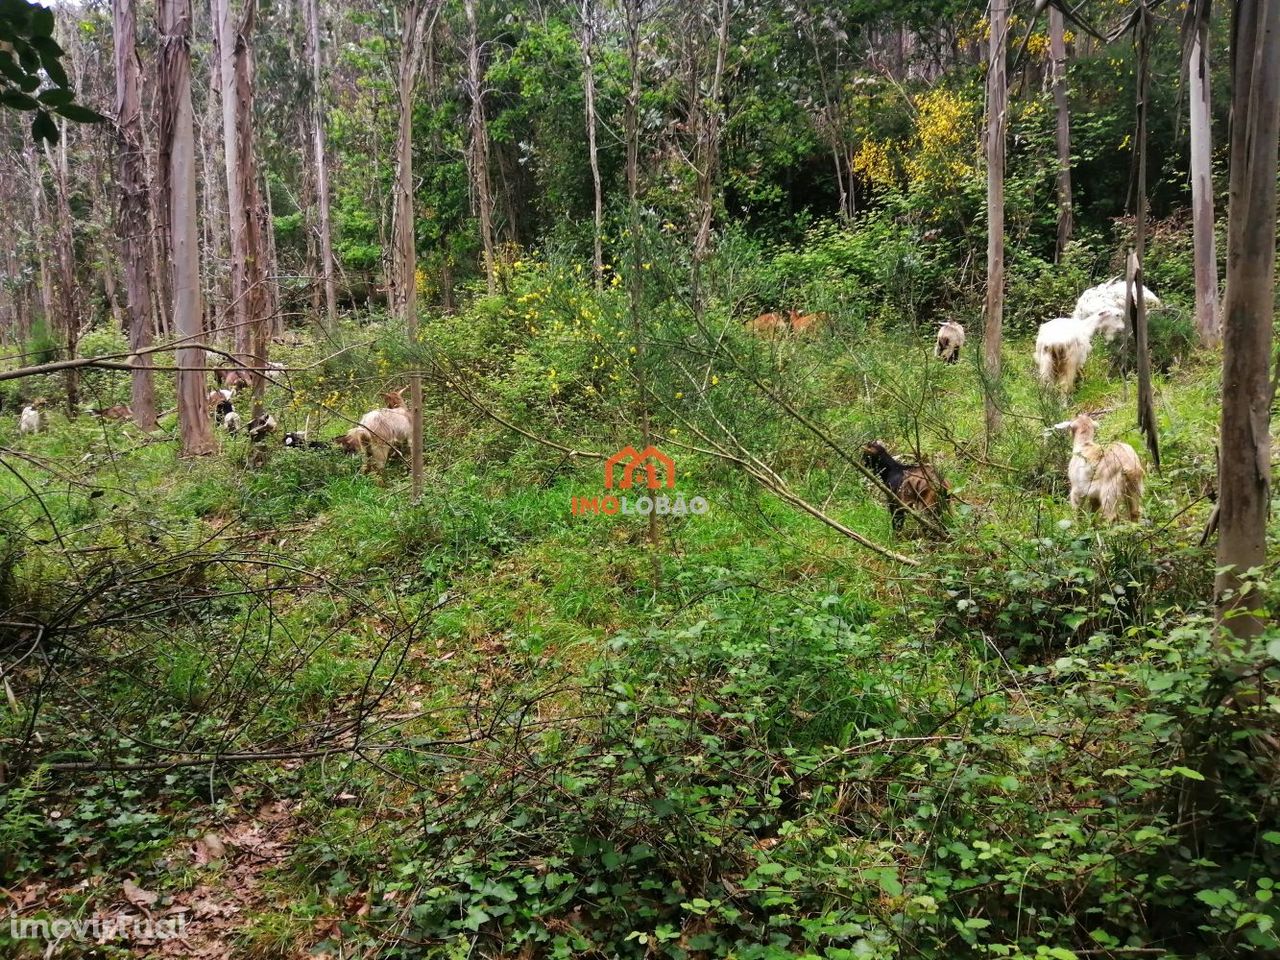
[112,0,157,428]
[158,0,216,456]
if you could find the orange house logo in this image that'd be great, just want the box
[604,445,675,490]
[571,444,707,517]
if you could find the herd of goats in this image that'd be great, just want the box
[12,277,1155,532]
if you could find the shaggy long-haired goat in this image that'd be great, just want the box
[19,401,45,435]
[1053,413,1144,521]
[1072,279,1161,341]
[861,441,949,532]
[336,403,412,474]
[935,321,965,364]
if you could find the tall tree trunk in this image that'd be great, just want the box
[44,134,79,416]
[215,0,270,407]
[140,73,171,339]
[392,0,434,500]
[25,146,55,339]
[159,0,216,456]
[1215,0,1280,636]
[1188,0,1220,344]
[214,0,249,357]
[622,0,661,589]
[463,0,497,294]
[303,0,337,331]
[113,0,158,430]
[983,0,1008,443]
[1049,5,1073,261]
[1130,7,1160,470]
[580,0,604,288]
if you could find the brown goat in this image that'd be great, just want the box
[337,405,413,474]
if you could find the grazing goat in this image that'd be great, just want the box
[246,412,277,443]
[222,369,252,391]
[208,388,235,424]
[1073,279,1161,341]
[19,402,44,435]
[1053,413,1144,522]
[336,405,412,474]
[789,311,828,335]
[223,410,242,434]
[92,405,132,421]
[1034,314,1107,393]
[935,321,966,364]
[283,432,329,450]
[861,441,949,532]
[746,308,798,337]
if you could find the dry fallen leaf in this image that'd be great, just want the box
[123,878,158,909]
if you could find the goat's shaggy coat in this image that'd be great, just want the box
[1057,414,1144,521]
[223,410,242,434]
[19,405,43,435]
[246,413,277,443]
[1034,315,1098,393]
[935,321,966,363]
[336,406,412,474]
[1072,279,1161,341]
[861,441,948,532]
[93,405,132,421]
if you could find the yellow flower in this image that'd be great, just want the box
[674,391,683,399]
[711,375,719,386]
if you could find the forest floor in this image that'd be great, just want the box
[0,320,1270,959]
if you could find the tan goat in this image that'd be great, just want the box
[1054,413,1144,521]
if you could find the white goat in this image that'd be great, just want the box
[1053,413,1144,521]
[935,321,966,364]
[1034,315,1097,393]
[223,410,242,434]
[19,404,44,435]
[337,405,412,474]
[1072,279,1161,342]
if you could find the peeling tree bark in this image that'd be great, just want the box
[1187,0,1220,345]
[113,0,158,430]
[158,0,216,456]
[392,0,437,500]
[303,0,338,331]
[983,0,1008,443]
[1216,0,1280,636]
[463,0,497,295]
[1049,5,1073,261]
[44,134,79,416]
[580,0,604,288]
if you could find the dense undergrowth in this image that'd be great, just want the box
[1,228,1277,959]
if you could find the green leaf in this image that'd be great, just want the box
[30,5,54,37]
[0,89,38,110]
[1164,766,1205,782]
[31,108,57,143]
[53,103,105,124]
[37,87,73,107]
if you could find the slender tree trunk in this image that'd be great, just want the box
[463,0,497,294]
[139,74,171,339]
[1188,0,1220,344]
[44,135,79,416]
[114,0,158,429]
[159,0,216,456]
[1130,6,1160,469]
[622,0,660,589]
[303,0,337,331]
[1049,5,1073,261]
[1216,0,1280,636]
[983,0,1008,443]
[393,0,434,500]
[25,146,55,338]
[580,0,604,288]
[213,0,249,358]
